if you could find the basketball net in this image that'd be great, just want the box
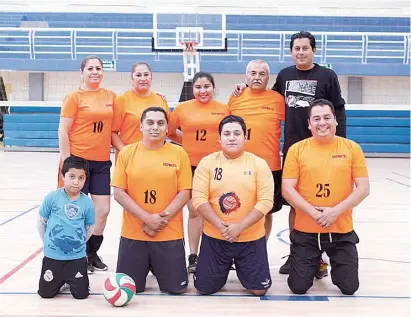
[182,41,198,56]
[181,41,200,82]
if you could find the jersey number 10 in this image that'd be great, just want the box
[93,121,104,133]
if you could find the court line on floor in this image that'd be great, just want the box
[355,220,409,224]
[386,177,410,187]
[0,210,33,213]
[0,196,114,283]
[0,291,408,301]
[392,172,411,179]
[0,247,42,285]
[275,228,411,264]
[0,204,39,227]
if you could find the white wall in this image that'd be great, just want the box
[0,71,29,101]
[2,71,346,105]
[3,70,409,105]
[363,76,411,104]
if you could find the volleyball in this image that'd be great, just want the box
[103,273,136,307]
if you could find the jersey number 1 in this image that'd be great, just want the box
[246,128,251,140]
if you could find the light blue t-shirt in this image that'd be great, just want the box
[39,188,95,260]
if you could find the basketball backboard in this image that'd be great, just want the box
[152,13,227,52]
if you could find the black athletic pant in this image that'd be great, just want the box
[38,256,89,299]
[288,229,359,295]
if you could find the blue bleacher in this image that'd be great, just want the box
[0,12,409,32]
[0,12,409,74]
[0,13,23,27]
[226,16,410,33]
[2,12,154,29]
[3,107,410,155]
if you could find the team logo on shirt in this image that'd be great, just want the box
[260,106,274,111]
[332,154,347,159]
[105,103,113,107]
[219,192,241,215]
[163,162,177,167]
[64,204,80,219]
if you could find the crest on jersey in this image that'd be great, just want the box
[64,204,80,219]
[219,192,241,215]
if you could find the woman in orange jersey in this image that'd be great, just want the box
[169,72,228,273]
[58,55,115,273]
[111,62,177,153]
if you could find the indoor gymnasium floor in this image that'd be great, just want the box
[0,151,410,317]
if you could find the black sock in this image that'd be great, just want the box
[86,235,103,259]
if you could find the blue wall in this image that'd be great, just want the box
[3,107,410,156]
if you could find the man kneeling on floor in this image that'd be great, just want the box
[282,99,370,295]
[192,115,273,295]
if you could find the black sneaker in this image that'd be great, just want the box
[279,255,291,274]
[315,258,329,279]
[87,260,95,274]
[92,255,108,271]
[187,253,198,274]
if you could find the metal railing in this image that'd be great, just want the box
[0,27,409,64]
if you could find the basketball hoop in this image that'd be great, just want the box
[181,41,198,56]
[180,40,200,82]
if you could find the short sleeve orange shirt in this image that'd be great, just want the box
[283,137,369,233]
[192,151,274,242]
[228,88,285,171]
[111,141,192,242]
[112,90,171,146]
[169,99,228,166]
[60,88,115,161]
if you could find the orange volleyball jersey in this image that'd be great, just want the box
[169,99,228,166]
[111,141,192,242]
[228,88,285,171]
[283,137,369,233]
[192,151,273,242]
[112,90,171,146]
[60,88,115,161]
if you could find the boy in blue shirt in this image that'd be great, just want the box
[37,156,95,299]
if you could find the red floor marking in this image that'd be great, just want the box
[0,247,42,284]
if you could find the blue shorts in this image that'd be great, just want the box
[58,156,112,196]
[194,234,271,294]
[81,158,112,195]
[116,237,188,293]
